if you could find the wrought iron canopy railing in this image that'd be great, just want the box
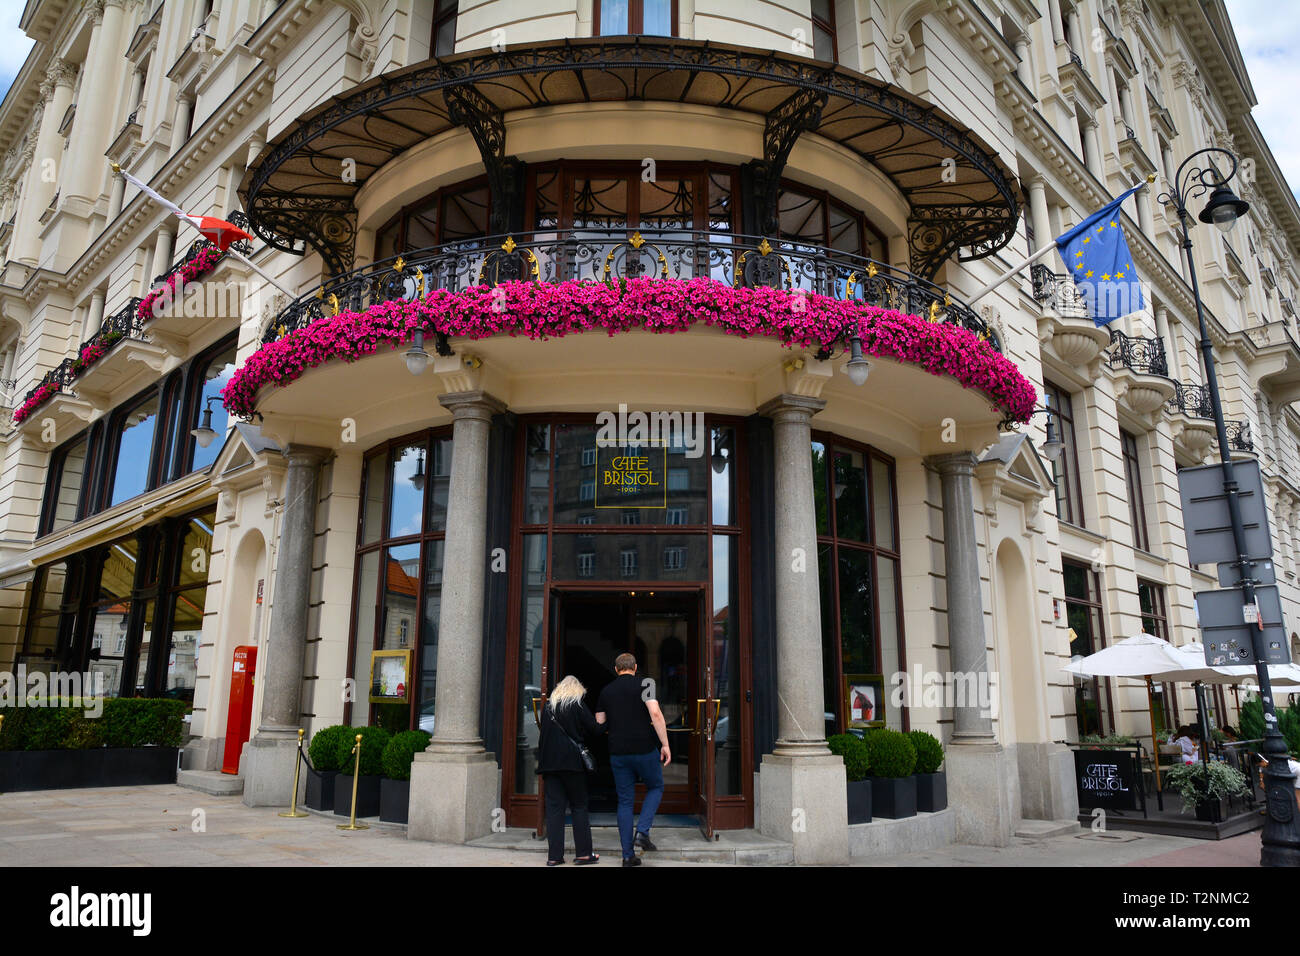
[239,37,1019,280]
[261,228,1000,351]
[1108,328,1167,377]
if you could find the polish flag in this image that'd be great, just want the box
[112,163,252,251]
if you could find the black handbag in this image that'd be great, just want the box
[555,712,596,772]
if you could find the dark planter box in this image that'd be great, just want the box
[0,747,178,792]
[916,771,947,812]
[380,778,411,824]
[1194,797,1224,823]
[846,779,872,824]
[869,775,918,819]
[333,773,381,819]
[304,769,338,812]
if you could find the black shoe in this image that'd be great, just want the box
[622,855,642,867]
[635,831,657,852]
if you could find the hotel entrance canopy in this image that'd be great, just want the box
[240,37,1020,281]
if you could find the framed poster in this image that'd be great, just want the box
[369,649,412,704]
[845,674,885,728]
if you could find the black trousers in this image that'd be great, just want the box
[543,771,593,861]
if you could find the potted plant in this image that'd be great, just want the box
[865,729,918,819]
[380,730,431,824]
[828,733,871,823]
[1166,760,1249,822]
[908,729,946,812]
[305,725,350,811]
[0,699,184,791]
[333,725,391,820]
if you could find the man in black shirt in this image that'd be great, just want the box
[595,652,670,866]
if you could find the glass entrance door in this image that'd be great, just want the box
[551,590,702,817]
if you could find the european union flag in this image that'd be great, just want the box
[1055,184,1144,326]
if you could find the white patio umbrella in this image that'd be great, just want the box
[1061,633,1189,800]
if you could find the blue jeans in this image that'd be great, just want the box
[609,750,664,859]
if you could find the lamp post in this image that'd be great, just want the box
[1159,147,1299,866]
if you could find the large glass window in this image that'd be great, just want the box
[108,392,161,506]
[810,0,838,62]
[1064,559,1111,737]
[507,416,742,802]
[187,343,237,473]
[813,436,903,734]
[1122,429,1150,552]
[1045,381,1086,528]
[431,0,458,55]
[42,433,90,534]
[351,431,454,731]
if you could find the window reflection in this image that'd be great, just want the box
[110,394,160,506]
[190,344,237,472]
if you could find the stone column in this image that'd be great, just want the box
[242,444,330,807]
[1027,176,1051,252]
[107,173,127,222]
[926,452,1015,844]
[408,391,505,844]
[11,63,75,264]
[148,223,176,286]
[83,289,106,340]
[755,394,848,864]
[1082,119,1102,175]
[169,94,195,154]
[1046,0,1065,43]
[1014,36,1034,91]
[63,0,128,208]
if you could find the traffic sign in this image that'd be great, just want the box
[1195,585,1292,666]
[1178,460,1272,566]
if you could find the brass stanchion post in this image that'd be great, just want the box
[337,733,369,831]
[278,728,308,818]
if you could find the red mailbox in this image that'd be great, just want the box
[221,646,258,775]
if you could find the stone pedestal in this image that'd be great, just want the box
[758,754,849,864]
[407,752,499,844]
[945,742,1016,846]
[239,736,306,808]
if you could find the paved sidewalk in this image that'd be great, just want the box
[0,785,1264,866]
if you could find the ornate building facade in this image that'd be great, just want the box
[0,0,1296,862]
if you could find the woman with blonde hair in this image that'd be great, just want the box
[536,674,603,865]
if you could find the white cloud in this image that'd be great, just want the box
[0,2,33,99]
[1224,0,1300,202]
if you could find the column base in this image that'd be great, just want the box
[407,750,499,844]
[239,733,305,808]
[1010,742,1078,821]
[757,753,848,865]
[181,736,224,772]
[945,741,1017,846]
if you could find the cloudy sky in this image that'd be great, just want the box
[0,3,1293,198]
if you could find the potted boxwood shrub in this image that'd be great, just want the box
[865,729,918,819]
[828,733,871,823]
[305,725,350,812]
[380,730,431,824]
[333,725,391,820]
[1166,760,1248,822]
[908,730,946,812]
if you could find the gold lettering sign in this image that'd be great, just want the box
[595,445,667,508]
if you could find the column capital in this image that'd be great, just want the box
[925,451,978,477]
[438,390,506,422]
[758,393,826,423]
[282,443,330,467]
[1027,173,1046,191]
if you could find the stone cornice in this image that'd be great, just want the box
[248,0,327,64]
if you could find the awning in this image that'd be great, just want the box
[240,37,1019,280]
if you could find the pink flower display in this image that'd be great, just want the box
[220,277,1037,422]
[137,244,225,324]
[12,380,61,425]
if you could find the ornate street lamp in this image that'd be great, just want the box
[1159,147,1300,866]
[191,396,222,449]
[405,329,430,375]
